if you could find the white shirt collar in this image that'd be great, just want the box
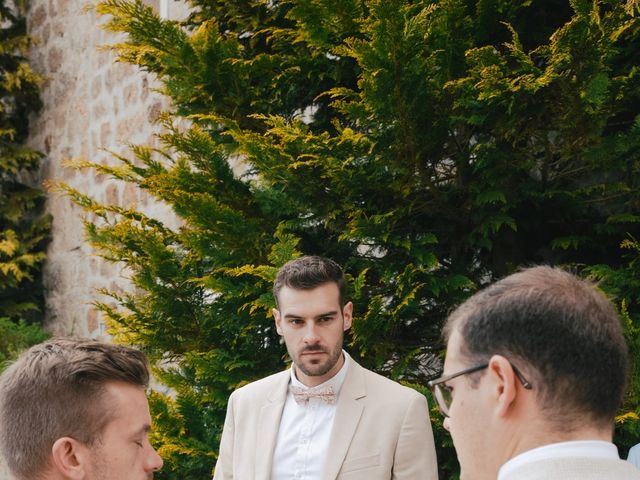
[498,440,619,480]
[290,349,350,397]
[273,351,350,480]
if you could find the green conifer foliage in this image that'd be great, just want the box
[586,237,640,457]
[63,0,640,477]
[0,0,49,368]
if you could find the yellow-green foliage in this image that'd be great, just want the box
[70,0,640,477]
[0,0,49,363]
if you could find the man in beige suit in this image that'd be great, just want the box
[428,266,640,480]
[214,256,438,480]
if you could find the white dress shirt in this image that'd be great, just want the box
[498,440,621,480]
[271,351,350,480]
[628,444,640,469]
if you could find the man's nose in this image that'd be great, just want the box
[147,446,164,473]
[443,416,451,432]
[303,323,320,343]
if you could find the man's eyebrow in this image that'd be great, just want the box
[135,424,152,435]
[283,310,339,319]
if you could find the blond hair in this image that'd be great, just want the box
[0,338,149,479]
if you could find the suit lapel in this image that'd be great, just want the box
[322,360,366,480]
[255,371,290,480]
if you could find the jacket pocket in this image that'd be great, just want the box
[339,454,381,474]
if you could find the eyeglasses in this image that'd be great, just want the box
[427,361,532,417]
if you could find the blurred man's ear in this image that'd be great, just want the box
[51,437,88,480]
[342,302,353,331]
[273,308,283,335]
[487,355,519,418]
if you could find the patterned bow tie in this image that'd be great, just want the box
[289,385,337,405]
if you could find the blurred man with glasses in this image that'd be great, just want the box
[428,266,639,480]
[628,443,640,469]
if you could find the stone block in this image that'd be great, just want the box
[52,19,66,38]
[48,46,63,73]
[91,75,103,99]
[31,4,47,29]
[105,182,120,205]
[48,0,57,17]
[93,103,106,121]
[87,308,99,333]
[123,182,140,206]
[100,121,111,146]
[148,100,163,122]
[124,83,139,107]
[141,76,149,101]
[40,23,51,43]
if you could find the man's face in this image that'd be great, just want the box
[273,282,353,387]
[442,328,498,480]
[87,381,163,480]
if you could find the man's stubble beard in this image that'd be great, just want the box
[292,337,343,378]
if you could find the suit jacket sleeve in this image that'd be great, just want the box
[213,392,236,480]
[392,393,438,480]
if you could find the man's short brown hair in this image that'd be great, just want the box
[273,256,348,308]
[444,266,628,429]
[0,338,150,480]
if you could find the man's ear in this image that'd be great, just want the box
[51,437,88,479]
[273,308,283,335]
[342,302,353,331]
[487,355,518,418]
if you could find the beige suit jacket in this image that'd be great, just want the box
[501,456,640,480]
[213,359,438,480]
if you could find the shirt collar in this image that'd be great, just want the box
[290,349,350,396]
[498,440,619,480]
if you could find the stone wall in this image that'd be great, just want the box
[0,2,189,477]
[28,0,188,338]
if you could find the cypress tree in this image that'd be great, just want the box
[61,0,640,477]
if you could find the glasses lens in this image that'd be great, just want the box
[434,384,451,417]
